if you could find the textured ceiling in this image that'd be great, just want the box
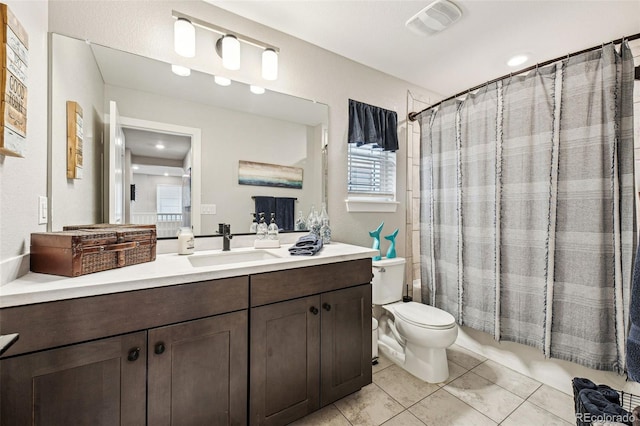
[210,0,640,97]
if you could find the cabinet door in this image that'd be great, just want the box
[147,310,248,426]
[320,284,372,406]
[250,295,320,425]
[1,332,146,426]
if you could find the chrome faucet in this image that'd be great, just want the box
[221,223,233,251]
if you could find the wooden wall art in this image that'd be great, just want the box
[0,3,27,157]
[66,101,83,179]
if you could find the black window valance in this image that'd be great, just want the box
[348,99,399,152]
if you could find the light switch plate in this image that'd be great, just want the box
[201,204,216,215]
[38,196,48,224]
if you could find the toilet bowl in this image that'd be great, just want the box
[372,257,458,383]
[382,301,457,382]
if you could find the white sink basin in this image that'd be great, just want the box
[188,250,281,267]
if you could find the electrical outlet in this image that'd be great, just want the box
[38,196,48,224]
[201,204,217,215]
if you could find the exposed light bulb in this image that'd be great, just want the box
[174,18,195,58]
[221,35,240,70]
[214,75,231,86]
[250,85,265,95]
[171,64,191,77]
[262,48,278,80]
[507,54,529,67]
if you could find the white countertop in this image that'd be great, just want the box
[0,242,378,308]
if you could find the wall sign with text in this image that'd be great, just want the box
[0,3,27,158]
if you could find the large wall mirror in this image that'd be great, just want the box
[49,33,328,237]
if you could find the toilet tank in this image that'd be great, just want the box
[371,257,406,304]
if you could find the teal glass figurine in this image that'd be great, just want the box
[369,222,384,261]
[385,228,399,259]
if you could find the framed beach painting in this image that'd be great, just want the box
[238,160,303,189]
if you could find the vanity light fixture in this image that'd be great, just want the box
[220,35,241,70]
[214,75,231,86]
[172,10,280,80]
[171,64,191,77]
[174,17,195,58]
[250,85,265,95]
[262,48,278,81]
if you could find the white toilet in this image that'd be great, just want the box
[372,257,458,383]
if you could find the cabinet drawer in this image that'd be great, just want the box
[250,259,372,307]
[0,277,248,357]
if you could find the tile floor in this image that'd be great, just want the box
[291,345,575,425]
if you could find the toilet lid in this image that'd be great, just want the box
[393,302,456,329]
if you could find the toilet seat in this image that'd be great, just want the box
[393,302,456,330]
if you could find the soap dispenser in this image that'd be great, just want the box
[307,205,321,236]
[319,203,331,244]
[256,213,268,240]
[249,213,258,233]
[267,213,279,240]
[295,210,307,231]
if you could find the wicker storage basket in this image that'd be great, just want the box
[31,225,156,277]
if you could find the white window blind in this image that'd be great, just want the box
[156,184,182,214]
[347,143,396,197]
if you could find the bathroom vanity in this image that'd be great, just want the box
[0,242,375,426]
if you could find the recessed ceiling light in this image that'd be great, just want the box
[214,75,231,86]
[250,85,265,95]
[507,54,529,67]
[156,143,165,150]
[171,64,191,76]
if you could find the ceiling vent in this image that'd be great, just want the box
[405,0,462,36]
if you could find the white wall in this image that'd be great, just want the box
[105,84,321,234]
[0,1,48,282]
[49,33,104,231]
[47,0,439,254]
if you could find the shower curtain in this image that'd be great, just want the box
[419,42,635,372]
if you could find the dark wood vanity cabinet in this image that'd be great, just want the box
[0,277,248,426]
[147,311,248,425]
[319,284,372,406]
[0,258,372,426]
[1,332,148,425]
[251,295,321,426]
[250,259,372,425]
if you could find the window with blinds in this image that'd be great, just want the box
[156,184,183,214]
[347,143,396,198]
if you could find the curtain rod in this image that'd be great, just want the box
[408,32,640,122]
